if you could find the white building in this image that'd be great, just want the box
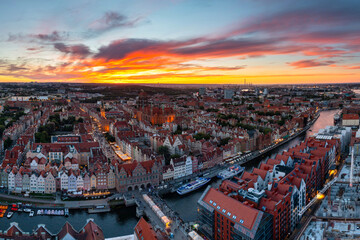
[163,136,183,155]
[76,175,84,190]
[8,171,15,191]
[60,172,68,190]
[170,158,186,179]
[30,174,38,192]
[37,174,45,193]
[185,156,193,176]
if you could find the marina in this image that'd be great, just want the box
[0,203,69,218]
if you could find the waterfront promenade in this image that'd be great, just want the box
[0,192,108,208]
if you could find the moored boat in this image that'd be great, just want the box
[7,212,13,219]
[177,177,211,195]
[217,165,245,179]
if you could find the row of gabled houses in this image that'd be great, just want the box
[0,156,163,194]
[0,162,116,193]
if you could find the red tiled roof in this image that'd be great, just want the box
[134,217,158,240]
[266,158,281,166]
[82,219,105,240]
[202,188,261,231]
[343,114,359,120]
[57,222,78,239]
[252,168,268,181]
[241,171,259,182]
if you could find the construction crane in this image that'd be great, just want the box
[350,147,354,187]
[298,176,338,216]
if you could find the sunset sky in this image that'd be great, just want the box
[0,0,359,84]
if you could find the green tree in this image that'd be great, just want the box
[4,137,12,150]
[170,154,181,159]
[0,125,5,137]
[218,137,231,147]
[158,146,171,164]
[40,131,49,143]
[193,133,211,140]
[174,125,182,135]
[105,133,115,142]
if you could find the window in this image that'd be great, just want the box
[239,219,244,224]
[232,215,237,220]
[222,209,226,213]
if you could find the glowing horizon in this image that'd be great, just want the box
[0,0,359,84]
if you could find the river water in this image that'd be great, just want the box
[0,110,339,237]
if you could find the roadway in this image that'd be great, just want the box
[133,191,189,240]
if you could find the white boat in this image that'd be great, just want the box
[29,211,34,217]
[64,208,69,216]
[177,177,211,195]
[24,208,31,213]
[7,212,13,218]
[217,165,245,179]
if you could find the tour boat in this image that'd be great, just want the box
[177,177,211,195]
[217,165,245,179]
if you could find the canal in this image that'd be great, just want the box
[0,110,339,237]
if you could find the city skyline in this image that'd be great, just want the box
[0,0,360,84]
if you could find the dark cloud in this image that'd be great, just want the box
[54,43,91,57]
[94,39,160,60]
[8,31,69,42]
[93,37,296,61]
[7,64,28,72]
[232,4,360,36]
[171,38,292,57]
[89,11,141,34]
[288,59,336,68]
[33,31,67,42]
